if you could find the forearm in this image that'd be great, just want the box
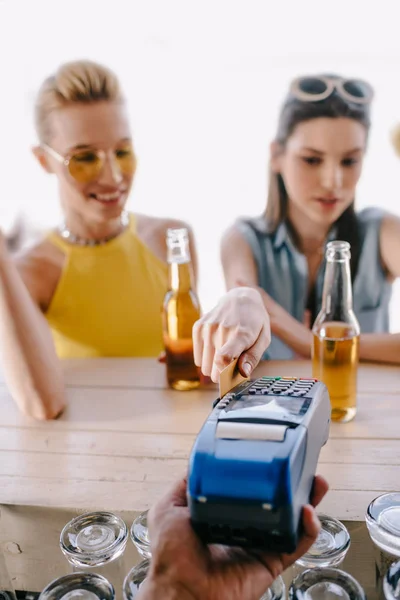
[273,315,312,358]
[256,287,312,358]
[0,255,66,420]
[359,333,400,365]
[275,318,400,365]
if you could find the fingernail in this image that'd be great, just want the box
[243,362,252,377]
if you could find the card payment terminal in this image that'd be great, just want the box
[188,376,330,553]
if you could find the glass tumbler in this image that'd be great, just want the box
[39,573,114,600]
[293,514,350,577]
[60,512,128,599]
[289,567,366,599]
[383,560,400,599]
[366,493,400,592]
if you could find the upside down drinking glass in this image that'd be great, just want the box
[60,512,128,600]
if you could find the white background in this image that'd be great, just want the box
[0,0,399,330]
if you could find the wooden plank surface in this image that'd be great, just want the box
[0,357,391,393]
[1,450,399,496]
[0,427,195,459]
[0,385,215,433]
[0,477,386,521]
[0,358,398,529]
[61,358,397,394]
[1,427,399,464]
[0,384,398,438]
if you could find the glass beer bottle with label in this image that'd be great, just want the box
[162,228,201,391]
[312,241,360,423]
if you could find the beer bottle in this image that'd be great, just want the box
[312,240,360,422]
[162,228,201,391]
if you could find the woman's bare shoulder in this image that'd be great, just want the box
[14,238,65,309]
[221,222,248,247]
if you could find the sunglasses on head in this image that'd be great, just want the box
[290,76,374,105]
[42,142,136,184]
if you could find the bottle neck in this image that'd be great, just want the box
[169,261,194,292]
[321,256,353,317]
[167,235,194,292]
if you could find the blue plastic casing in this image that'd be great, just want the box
[187,376,330,553]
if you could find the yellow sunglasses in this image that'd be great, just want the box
[42,142,136,184]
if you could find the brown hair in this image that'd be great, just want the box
[264,74,373,281]
[34,60,123,142]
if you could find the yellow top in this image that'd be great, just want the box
[45,214,168,358]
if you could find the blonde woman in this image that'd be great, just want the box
[0,60,271,420]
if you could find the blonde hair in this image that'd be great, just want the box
[35,60,123,142]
